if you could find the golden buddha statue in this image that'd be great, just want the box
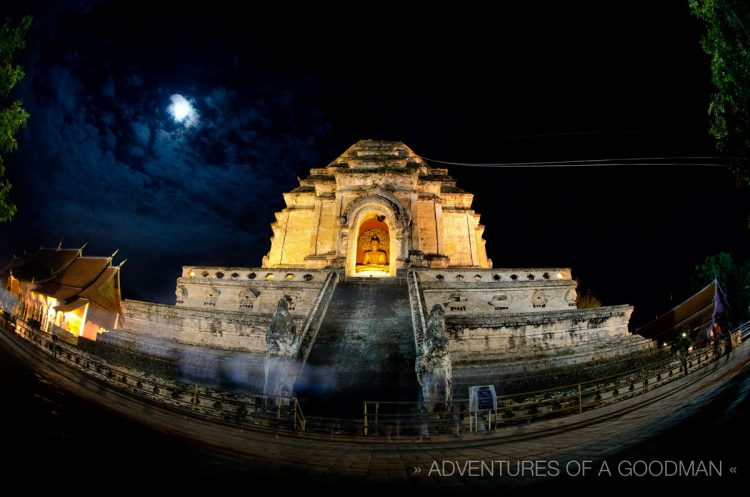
[359,236,388,271]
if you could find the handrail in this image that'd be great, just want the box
[407,270,427,349]
[296,271,338,363]
[361,321,748,435]
[2,311,746,439]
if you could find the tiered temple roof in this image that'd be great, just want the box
[1,247,122,320]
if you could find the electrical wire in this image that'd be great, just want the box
[418,155,730,168]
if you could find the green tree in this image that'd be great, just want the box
[577,292,602,309]
[574,278,602,308]
[691,252,750,322]
[689,1,750,183]
[0,16,31,222]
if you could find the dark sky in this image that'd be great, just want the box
[1,1,748,327]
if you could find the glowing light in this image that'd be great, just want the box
[556,272,564,279]
[682,332,687,337]
[189,270,195,277]
[168,94,198,126]
[63,309,84,336]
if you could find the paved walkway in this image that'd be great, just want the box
[1,328,747,490]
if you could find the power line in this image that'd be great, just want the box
[443,129,671,145]
[444,131,607,145]
[418,155,730,168]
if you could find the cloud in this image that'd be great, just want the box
[0,6,331,303]
[131,121,151,147]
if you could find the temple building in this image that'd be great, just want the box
[262,140,491,276]
[1,246,123,341]
[114,140,651,411]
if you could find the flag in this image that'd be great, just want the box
[707,278,730,340]
[713,280,726,315]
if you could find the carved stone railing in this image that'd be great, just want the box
[407,270,428,351]
[415,267,573,283]
[296,270,338,364]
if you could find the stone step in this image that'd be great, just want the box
[295,280,420,417]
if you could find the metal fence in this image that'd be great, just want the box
[363,323,748,437]
[1,315,305,433]
[2,313,746,439]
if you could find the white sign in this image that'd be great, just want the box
[469,385,497,413]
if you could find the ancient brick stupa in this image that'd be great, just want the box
[119,140,651,415]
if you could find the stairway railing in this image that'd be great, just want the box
[296,270,338,363]
[407,270,427,350]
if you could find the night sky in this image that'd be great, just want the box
[1,1,749,327]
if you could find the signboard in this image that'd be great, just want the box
[468,385,497,413]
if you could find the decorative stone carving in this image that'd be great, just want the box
[415,304,453,413]
[565,289,578,307]
[532,289,547,308]
[238,288,259,309]
[342,191,409,232]
[263,298,301,398]
[203,287,220,307]
[359,228,389,249]
[490,294,509,311]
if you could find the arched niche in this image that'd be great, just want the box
[355,215,390,274]
[344,197,405,278]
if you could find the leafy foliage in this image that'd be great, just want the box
[670,326,693,356]
[689,1,750,183]
[574,277,603,308]
[577,293,602,309]
[0,16,31,222]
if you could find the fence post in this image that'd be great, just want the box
[363,402,368,436]
[375,402,379,436]
[578,383,582,414]
[641,368,647,393]
[192,384,198,411]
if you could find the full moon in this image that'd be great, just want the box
[168,94,198,126]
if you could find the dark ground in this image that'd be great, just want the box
[0,342,748,494]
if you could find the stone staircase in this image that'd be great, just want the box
[294,278,420,417]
